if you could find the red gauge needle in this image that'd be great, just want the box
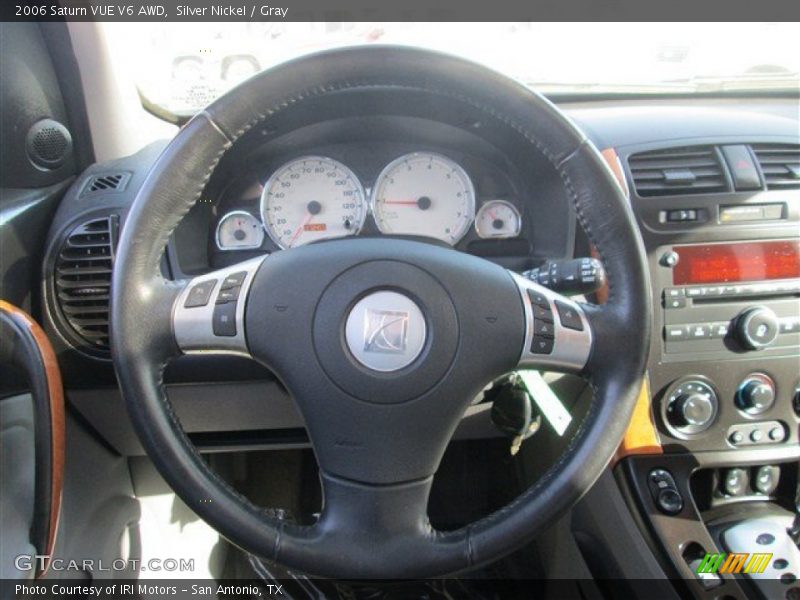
[288,213,313,246]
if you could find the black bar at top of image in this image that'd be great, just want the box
[2,0,800,22]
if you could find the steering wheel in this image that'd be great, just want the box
[111,46,650,578]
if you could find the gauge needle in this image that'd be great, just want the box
[289,213,313,247]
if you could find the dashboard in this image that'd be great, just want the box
[168,107,578,276]
[38,95,799,461]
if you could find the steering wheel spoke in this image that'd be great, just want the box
[511,272,593,374]
[172,256,266,356]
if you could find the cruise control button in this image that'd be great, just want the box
[554,300,584,331]
[533,319,555,338]
[216,285,241,304]
[526,290,550,308]
[212,302,237,337]
[221,271,247,290]
[184,280,216,308]
[532,304,554,323]
[530,335,554,354]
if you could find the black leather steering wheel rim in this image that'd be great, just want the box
[111,46,651,578]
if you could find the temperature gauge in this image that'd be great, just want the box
[475,200,521,239]
[216,211,265,250]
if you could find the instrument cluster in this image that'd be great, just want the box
[212,151,523,253]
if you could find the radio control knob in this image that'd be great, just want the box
[737,375,776,414]
[735,306,779,350]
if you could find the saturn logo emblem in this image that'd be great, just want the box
[345,291,427,372]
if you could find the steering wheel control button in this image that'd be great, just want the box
[221,271,247,290]
[345,290,426,372]
[216,285,241,304]
[533,320,554,338]
[532,304,554,323]
[648,469,683,515]
[184,280,217,308]
[754,465,780,495]
[526,290,549,308]
[723,468,749,496]
[555,300,584,331]
[530,335,554,355]
[212,302,237,337]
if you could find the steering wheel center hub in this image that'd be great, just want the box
[345,290,427,372]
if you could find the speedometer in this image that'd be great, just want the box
[260,156,366,249]
[371,152,475,245]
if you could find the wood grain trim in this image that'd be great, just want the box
[0,300,64,577]
[614,376,662,463]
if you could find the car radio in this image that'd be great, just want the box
[658,240,800,355]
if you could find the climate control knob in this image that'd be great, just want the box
[736,374,776,415]
[665,380,718,434]
[735,306,779,350]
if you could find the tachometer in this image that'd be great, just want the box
[261,156,366,249]
[216,211,265,250]
[371,152,475,245]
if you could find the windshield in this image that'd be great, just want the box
[103,22,800,118]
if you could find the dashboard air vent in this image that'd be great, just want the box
[751,144,800,190]
[628,146,727,197]
[54,216,117,356]
[82,172,130,196]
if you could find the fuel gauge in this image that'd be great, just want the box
[216,211,265,250]
[475,200,521,239]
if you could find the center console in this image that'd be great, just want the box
[604,138,800,600]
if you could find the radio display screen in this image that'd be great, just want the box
[672,240,800,285]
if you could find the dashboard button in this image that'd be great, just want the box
[723,468,749,496]
[721,145,762,191]
[709,322,730,338]
[688,324,710,339]
[184,280,216,308]
[753,465,780,495]
[665,325,688,341]
[664,295,686,309]
[750,429,764,443]
[768,427,784,442]
[729,430,744,445]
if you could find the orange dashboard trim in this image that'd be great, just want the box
[0,300,65,576]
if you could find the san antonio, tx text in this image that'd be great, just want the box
[16,583,282,597]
